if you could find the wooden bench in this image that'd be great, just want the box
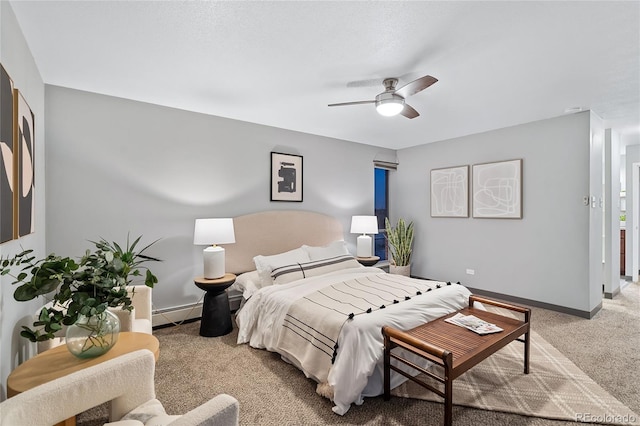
[382,295,531,426]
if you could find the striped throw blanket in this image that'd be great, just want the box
[276,273,456,383]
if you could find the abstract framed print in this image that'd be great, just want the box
[271,152,302,202]
[430,165,469,218]
[472,159,522,219]
[0,65,14,243]
[15,89,35,236]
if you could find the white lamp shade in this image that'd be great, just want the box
[350,216,379,235]
[193,218,236,245]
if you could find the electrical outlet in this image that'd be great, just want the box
[466,269,475,275]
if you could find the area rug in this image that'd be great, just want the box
[390,329,640,425]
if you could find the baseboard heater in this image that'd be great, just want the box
[152,292,242,327]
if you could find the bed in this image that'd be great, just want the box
[229,210,472,415]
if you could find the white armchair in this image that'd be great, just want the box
[111,285,153,335]
[0,349,239,426]
[35,285,154,353]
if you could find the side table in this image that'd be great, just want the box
[7,332,159,426]
[194,273,236,337]
[356,255,380,266]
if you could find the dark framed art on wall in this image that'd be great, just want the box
[0,64,14,244]
[15,89,35,236]
[271,152,303,202]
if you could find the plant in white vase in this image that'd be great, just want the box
[385,217,414,276]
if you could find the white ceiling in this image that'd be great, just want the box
[8,0,640,150]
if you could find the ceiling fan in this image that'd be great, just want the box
[328,75,438,119]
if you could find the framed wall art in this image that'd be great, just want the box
[472,159,522,219]
[430,165,469,217]
[0,64,14,243]
[271,152,302,202]
[15,89,35,236]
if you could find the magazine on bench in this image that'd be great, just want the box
[445,313,504,335]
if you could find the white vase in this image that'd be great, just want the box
[389,264,411,276]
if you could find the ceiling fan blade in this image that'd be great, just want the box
[328,100,376,107]
[400,104,420,119]
[394,75,438,99]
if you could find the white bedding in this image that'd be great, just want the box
[235,266,472,415]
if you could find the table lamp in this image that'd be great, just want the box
[350,215,379,257]
[193,218,236,279]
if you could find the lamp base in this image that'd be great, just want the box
[356,234,373,258]
[203,246,225,279]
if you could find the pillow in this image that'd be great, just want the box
[302,240,350,261]
[271,254,362,285]
[253,247,311,287]
[120,399,167,424]
[229,270,262,299]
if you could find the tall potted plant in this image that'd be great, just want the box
[1,235,159,358]
[385,217,414,276]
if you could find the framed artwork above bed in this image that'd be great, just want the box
[271,152,303,202]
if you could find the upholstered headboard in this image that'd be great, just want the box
[225,210,344,274]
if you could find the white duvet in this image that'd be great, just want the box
[235,266,472,415]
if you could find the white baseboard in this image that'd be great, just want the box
[152,303,203,327]
[152,292,243,328]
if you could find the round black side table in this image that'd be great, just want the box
[356,256,380,266]
[194,273,236,337]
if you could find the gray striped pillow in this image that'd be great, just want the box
[271,255,361,285]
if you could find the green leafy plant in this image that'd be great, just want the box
[0,235,160,343]
[385,218,414,266]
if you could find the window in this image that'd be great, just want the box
[374,168,389,260]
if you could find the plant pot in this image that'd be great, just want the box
[65,310,120,359]
[389,264,411,276]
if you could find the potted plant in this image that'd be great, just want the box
[1,235,159,358]
[385,217,414,276]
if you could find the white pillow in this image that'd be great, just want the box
[253,247,310,287]
[302,240,350,261]
[271,254,362,285]
[229,270,262,299]
[120,399,167,424]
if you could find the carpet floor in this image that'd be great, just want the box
[78,281,639,426]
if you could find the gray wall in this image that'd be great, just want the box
[603,129,621,297]
[393,112,601,314]
[625,143,640,280]
[44,85,395,311]
[0,2,46,400]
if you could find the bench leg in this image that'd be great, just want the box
[383,333,391,400]
[524,330,530,374]
[444,378,453,426]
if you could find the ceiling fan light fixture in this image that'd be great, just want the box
[376,97,405,117]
